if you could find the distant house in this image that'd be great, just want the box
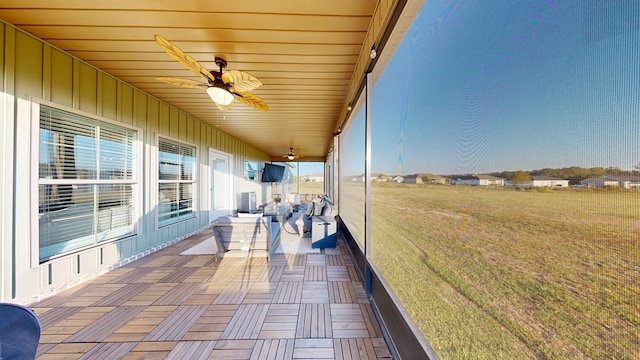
[608,176,640,189]
[429,175,448,185]
[525,176,569,187]
[303,173,324,182]
[580,176,640,189]
[454,174,505,186]
[580,178,617,188]
[403,174,423,184]
[404,173,447,185]
[392,175,404,183]
[372,173,392,182]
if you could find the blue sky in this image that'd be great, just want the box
[356,0,640,176]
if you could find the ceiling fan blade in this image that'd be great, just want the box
[155,77,208,89]
[222,70,262,92]
[216,101,235,112]
[154,35,216,83]
[233,91,268,112]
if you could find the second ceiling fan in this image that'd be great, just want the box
[154,35,268,112]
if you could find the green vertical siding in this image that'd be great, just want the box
[15,32,43,99]
[134,89,147,128]
[78,62,97,113]
[169,107,179,135]
[101,74,117,119]
[118,82,134,125]
[50,49,73,107]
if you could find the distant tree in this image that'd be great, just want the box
[490,165,639,182]
[509,171,531,185]
[605,167,622,175]
[420,174,431,184]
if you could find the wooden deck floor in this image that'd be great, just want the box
[31,229,393,359]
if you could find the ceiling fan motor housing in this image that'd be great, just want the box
[214,57,227,70]
[208,75,227,88]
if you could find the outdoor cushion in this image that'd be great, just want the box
[285,193,300,205]
[312,200,325,216]
[304,202,313,216]
[0,303,41,360]
[322,203,333,216]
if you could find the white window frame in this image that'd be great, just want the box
[30,99,143,266]
[156,135,198,228]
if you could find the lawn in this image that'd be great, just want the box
[368,184,639,359]
[293,178,325,199]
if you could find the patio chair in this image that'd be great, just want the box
[284,192,301,210]
[0,303,42,360]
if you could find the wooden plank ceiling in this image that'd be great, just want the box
[0,1,379,162]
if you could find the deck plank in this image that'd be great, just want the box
[78,342,137,360]
[31,229,393,359]
[250,338,295,360]
[329,281,357,304]
[325,254,345,266]
[152,282,202,305]
[220,304,269,340]
[301,282,330,304]
[165,341,216,360]
[36,307,84,330]
[281,265,306,282]
[330,304,370,339]
[296,303,332,339]
[64,306,145,343]
[92,283,153,307]
[273,281,303,303]
[143,305,207,341]
[293,339,335,359]
[304,265,327,281]
[259,304,299,339]
[158,266,200,283]
[213,282,252,304]
[327,266,351,282]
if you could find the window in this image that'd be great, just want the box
[244,160,258,180]
[158,138,196,226]
[368,1,639,358]
[339,94,366,248]
[36,104,138,262]
[293,162,325,196]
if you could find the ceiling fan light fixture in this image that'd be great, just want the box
[287,147,296,160]
[206,86,234,106]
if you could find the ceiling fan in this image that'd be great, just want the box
[282,147,303,161]
[154,35,268,112]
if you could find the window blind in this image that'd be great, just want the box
[37,105,138,262]
[158,138,196,226]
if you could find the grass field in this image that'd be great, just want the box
[293,178,325,197]
[365,184,639,359]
